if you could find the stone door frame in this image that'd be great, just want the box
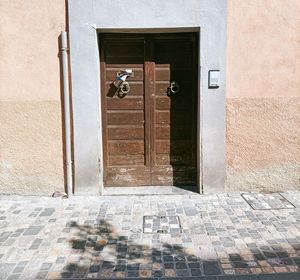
[68,0,227,195]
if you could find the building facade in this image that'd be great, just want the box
[0,0,299,196]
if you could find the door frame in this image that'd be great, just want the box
[68,0,227,195]
[99,32,200,189]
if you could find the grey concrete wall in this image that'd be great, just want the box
[68,0,227,194]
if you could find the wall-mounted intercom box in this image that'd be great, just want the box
[208,70,220,89]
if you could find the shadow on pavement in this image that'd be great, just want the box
[54,220,300,279]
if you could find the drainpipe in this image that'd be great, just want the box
[61,31,73,197]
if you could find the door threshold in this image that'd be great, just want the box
[102,186,197,196]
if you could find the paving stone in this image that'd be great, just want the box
[127,264,140,270]
[57,238,66,243]
[233,261,249,268]
[39,208,55,217]
[187,262,200,269]
[13,266,25,273]
[7,274,20,280]
[183,207,198,216]
[0,232,11,242]
[17,261,28,266]
[174,255,186,262]
[191,268,202,276]
[0,263,16,279]
[23,226,43,236]
[263,251,277,258]
[176,269,190,277]
[40,263,52,270]
[229,254,243,262]
[114,265,126,272]
[152,263,162,270]
[254,254,265,261]
[163,256,173,262]
[175,262,187,269]
[293,257,300,265]
[127,270,139,277]
[36,271,48,279]
[56,257,65,264]
[185,255,198,262]
[164,262,174,269]
[203,261,222,275]
[139,270,151,278]
[277,252,289,258]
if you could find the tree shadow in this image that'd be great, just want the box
[60,220,220,279]
[56,219,300,279]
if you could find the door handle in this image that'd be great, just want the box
[167,81,180,97]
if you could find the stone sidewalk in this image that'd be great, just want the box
[1,190,300,279]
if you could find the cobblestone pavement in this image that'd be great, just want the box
[1,191,300,279]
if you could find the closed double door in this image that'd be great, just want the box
[100,33,198,190]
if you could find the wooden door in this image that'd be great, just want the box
[100,33,198,190]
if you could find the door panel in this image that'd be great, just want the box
[106,98,144,110]
[100,33,198,190]
[151,37,198,188]
[108,127,144,140]
[100,37,150,186]
[107,112,144,125]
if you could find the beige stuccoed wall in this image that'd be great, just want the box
[0,0,65,195]
[1,0,300,195]
[226,0,300,191]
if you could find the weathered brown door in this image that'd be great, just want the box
[100,33,198,190]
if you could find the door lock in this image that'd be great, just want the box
[113,69,134,98]
[167,81,180,96]
[118,81,130,98]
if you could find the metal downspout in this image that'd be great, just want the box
[61,31,73,197]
